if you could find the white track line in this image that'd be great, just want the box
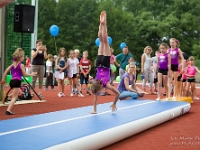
[0,101,156,136]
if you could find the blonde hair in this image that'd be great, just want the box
[188,56,195,61]
[74,49,80,54]
[12,48,24,61]
[91,80,103,94]
[83,51,88,55]
[170,38,180,47]
[144,46,152,53]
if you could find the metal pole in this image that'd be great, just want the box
[0,7,6,101]
[31,0,38,50]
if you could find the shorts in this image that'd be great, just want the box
[187,78,195,82]
[96,55,110,68]
[171,64,178,72]
[158,68,168,75]
[80,73,89,84]
[72,74,77,78]
[177,74,182,81]
[154,77,158,83]
[182,79,186,82]
[9,79,21,88]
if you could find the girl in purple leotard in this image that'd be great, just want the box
[0,48,36,115]
[91,11,120,114]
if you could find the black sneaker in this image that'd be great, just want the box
[5,111,15,115]
[105,92,111,95]
[86,91,91,95]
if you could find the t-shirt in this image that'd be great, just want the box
[80,58,91,74]
[68,58,79,77]
[31,48,44,65]
[46,60,53,73]
[115,53,132,70]
[117,72,135,92]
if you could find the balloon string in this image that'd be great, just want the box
[54,36,58,54]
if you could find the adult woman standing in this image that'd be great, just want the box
[141,46,154,94]
[31,40,47,98]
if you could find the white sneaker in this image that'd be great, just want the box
[156,98,160,101]
[62,93,65,97]
[57,93,62,97]
[172,97,176,101]
[70,93,74,97]
[165,98,169,101]
[78,93,84,97]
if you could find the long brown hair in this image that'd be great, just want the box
[57,48,67,63]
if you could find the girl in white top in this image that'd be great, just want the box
[141,46,154,94]
[68,50,84,97]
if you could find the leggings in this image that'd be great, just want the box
[142,69,154,90]
[31,65,45,89]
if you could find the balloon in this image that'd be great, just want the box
[95,36,112,47]
[111,64,116,72]
[116,76,120,82]
[95,38,100,47]
[50,25,59,36]
[108,36,112,45]
[120,42,126,50]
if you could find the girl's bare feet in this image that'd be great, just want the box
[100,11,106,24]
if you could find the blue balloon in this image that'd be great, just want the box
[120,42,126,50]
[108,36,112,45]
[95,38,100,47]
[50,25,59,36]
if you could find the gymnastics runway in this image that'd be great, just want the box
[0,99,190,150]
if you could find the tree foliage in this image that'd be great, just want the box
[38,0,200,75]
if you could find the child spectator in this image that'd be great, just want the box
[44,54,54,90]
[80,51,91,95]
[68,50,84,97]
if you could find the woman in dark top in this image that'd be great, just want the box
[31,40,47,98]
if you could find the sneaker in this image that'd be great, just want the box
[156,98,160,101]
[75,90,79,95]
[72,89,75,94]
[163,92,166,96]
[172,96,176,101]
[70,93,74,97]
[194,97,200,100]
[78,93,84,97]
[5,111,14,115]
[44,88,48,91]
[154,89,157,94]
[165,98,169,101]
[57,93,62,97]
[105,92,111,95]
[62,93,65,97]
[86,91,91,95]
[100,92,106,96]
